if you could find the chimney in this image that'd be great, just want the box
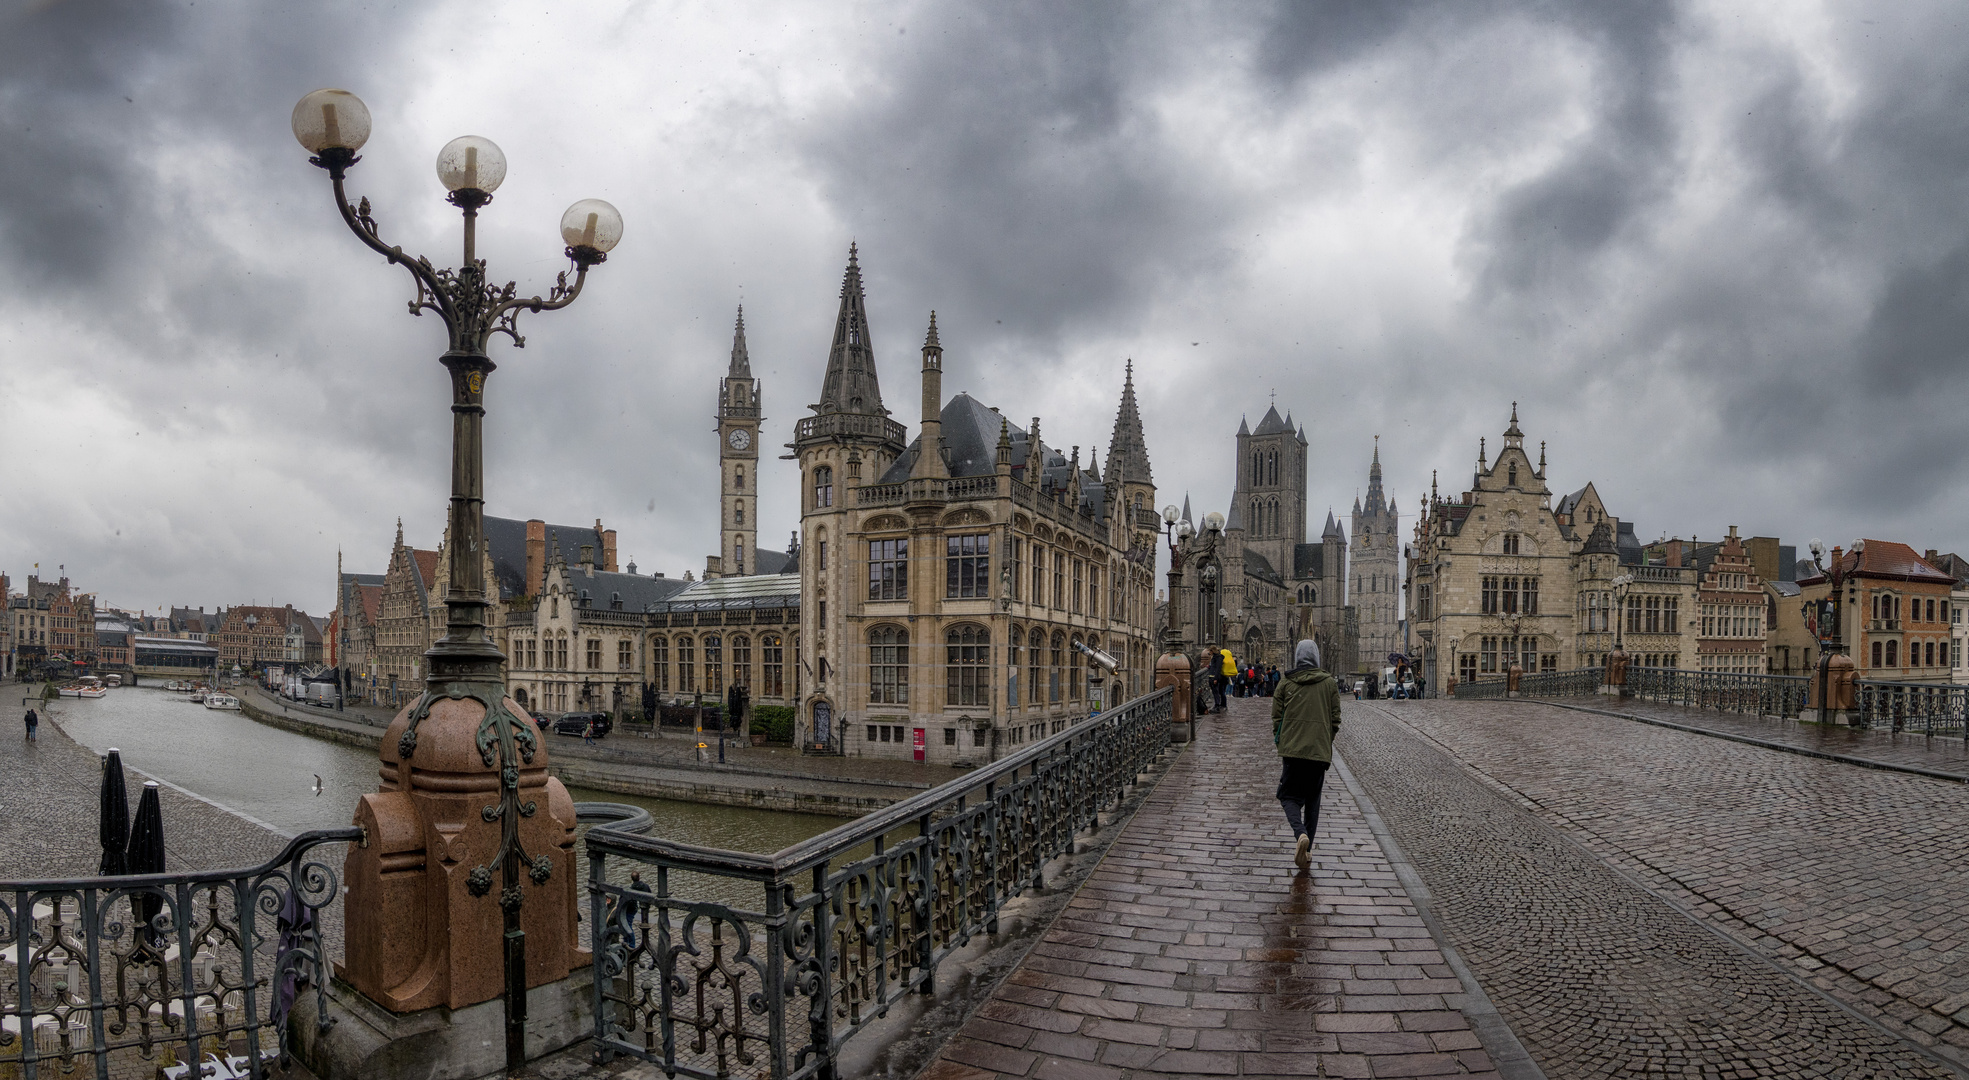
[912,312,947,480]
[579,544,596,577]
[525,520,546,596]
[602,528,619,572]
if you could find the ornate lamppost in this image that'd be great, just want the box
[1154,506,1197,733]
[1806,539,1853,722]
[1605,572,1635,694]
[292,88,620,1077]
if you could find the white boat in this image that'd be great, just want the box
[189,690,207,703]
[58,685,108,699]
[203,694,240,711]
[103,674,122,686]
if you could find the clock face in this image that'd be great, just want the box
[728,428,752,450]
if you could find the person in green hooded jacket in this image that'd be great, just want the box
[1272,638,1341,869]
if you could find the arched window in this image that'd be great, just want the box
[703,634,724,695]
[1267,450,1278,487]
[760,634,784,697]
[1050,631,1065,703]
[514,687,529,708]
[732,635,751,687]
[734,465,745,491]
[1886,639,1898,667]
[677,636,696,692]
[1250,450,1261,484]
[651,636,669,694]
[734,539,745,574]
[1007,627,1021,700]
[734,501,745,524]
[1070,634,1084,700]
[1508,464,1518,486]
[870,627,909,703]
[814,466,834,509]
[947,625,989,706]
[1028,627,1045,703]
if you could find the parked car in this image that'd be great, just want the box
[553,711,612,738]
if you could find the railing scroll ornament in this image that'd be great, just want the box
[584,686,1174,1080]
[1,827,363,1080]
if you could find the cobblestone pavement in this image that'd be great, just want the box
[911,694,1504,1079]
[1345,699,1967,1076]
[2,694,351,964]
[1532,694,1969,780]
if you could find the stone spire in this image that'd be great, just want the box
[1366,435,1385,510]
[814,243,887,417]
[1107,359,1155,487]
[1504,402,1523,448]
[728,305,751,379]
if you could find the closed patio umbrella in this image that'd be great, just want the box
[126,781,167,949]
[98,748,129,876]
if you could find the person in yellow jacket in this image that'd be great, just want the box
[1272,638,1341,869]
[1212,647,1235,709]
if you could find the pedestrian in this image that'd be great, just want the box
[1214,648,1234,710]
[1267,666,1281,697]
[582,719,595,747]
[1273,639,1341,870]
[23,707,38,742]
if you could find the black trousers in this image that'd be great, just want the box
[1277,757,1329,837]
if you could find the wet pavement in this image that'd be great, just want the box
[1343,700,1960,1078]
[1531,693,1969,780]
[916,695,1503,1079]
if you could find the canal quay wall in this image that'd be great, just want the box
[235,686,920,816]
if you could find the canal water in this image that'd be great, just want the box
[44,687,855,873]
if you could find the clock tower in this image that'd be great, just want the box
[717,306,762,577]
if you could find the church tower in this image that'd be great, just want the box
[1350,437,1401,665]
[793,244,907,748]
[1232,403,1307,583]
[714,307,761,578]
[1107,360,1158,554]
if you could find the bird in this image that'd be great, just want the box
[312,775,323,797]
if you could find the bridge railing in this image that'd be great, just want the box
[1,828,362,1080]
[583,687,1174,1080]
[1624,667,1810,718]
[1853,681,1969,737]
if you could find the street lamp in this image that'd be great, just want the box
[1806,539,1849,720]
[293,88,620,1077]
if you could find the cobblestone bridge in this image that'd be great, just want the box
[915,694,1969,1080]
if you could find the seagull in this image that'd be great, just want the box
[312,775,323,797]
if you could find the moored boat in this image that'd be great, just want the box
[203,693,240,710]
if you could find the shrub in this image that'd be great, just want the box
[753,705,795,745]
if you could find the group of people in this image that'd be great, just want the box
[1195,647,1282,713]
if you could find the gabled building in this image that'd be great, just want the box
[1695,527,1768,674]
[790,246,1160,763]
[1797,541,1957,683]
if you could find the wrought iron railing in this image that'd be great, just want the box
[1452,677,1509,699]
[1853,680,1969,737]
[583,687,1174,1080]
[1626,667,1808,718]
[1516,668,1601,697]
[1,827,362,1080]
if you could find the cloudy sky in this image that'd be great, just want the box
[5,0,1969,617]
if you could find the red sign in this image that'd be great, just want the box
[912,727,925,762]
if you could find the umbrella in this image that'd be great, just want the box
[126,781,167,950]
[98,748,130,876]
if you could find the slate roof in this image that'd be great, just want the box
[1294,542,1326,578]
[485,516,606,599]
[566,568,694,612]
[1928,551,1969,586]
[1615,522,1643,565]
[1253,405,1289,437]
[1243,549,1283,587]
[1768,581,1801,598]
[879,392,1106,522]
[1580,521,1618,555]
[1846,540,1954,584]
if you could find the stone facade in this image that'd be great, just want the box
[791,247,1160,764]
[1168,408,1353,672]
[1696,527,1769,674]
[1351,441,1400,669]
[1407,407,1577,689]
[1797,540,1958,683]
[216,604,311,672]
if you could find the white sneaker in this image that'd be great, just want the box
[1294,834,1311,869]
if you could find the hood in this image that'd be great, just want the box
[1286,668,1332,686]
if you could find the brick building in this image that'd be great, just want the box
[1695,527,1768,674]
[1796,540,1956,683]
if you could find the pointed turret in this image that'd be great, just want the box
[911,311,946,480]
[1323,510,1341,538]
[1253,404,1288,436]
[1225,498,1244,532]
[1236,415,1250,437]
[1504,402,1523,448]
[814,244,888,418]
[1181,494,1192,524]
[728,305,751,379]
[1366,435,1385,510]
[1107,360,1155,487]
